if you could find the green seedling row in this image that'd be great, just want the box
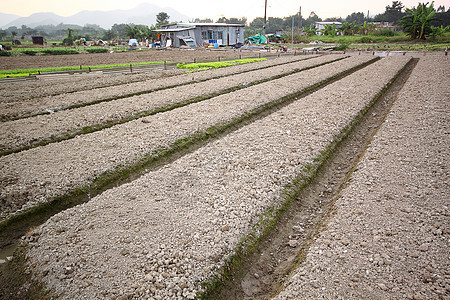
[177,58,266,71]
[0,61,173,78]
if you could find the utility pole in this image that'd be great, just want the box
[291,16,294,52]
[264,0,268,35]
[299,6,302,30]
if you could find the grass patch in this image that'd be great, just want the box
[0,61,172,78]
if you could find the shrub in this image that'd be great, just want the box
[359,36,372,43]
[85,47,108,53]
[335,42,351,51]
[0,51,12,56]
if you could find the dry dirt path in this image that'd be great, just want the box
[0,55,374,222]
[0,55,338,153]
[16,56,411,299]
[0,55,311,121]
[275,57,449,299]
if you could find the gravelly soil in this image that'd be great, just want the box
[275,57,449,299]
[0,48,260,70]
[0,55,338,152]
[0,55,373,221]
[0,70,183,111]
[0,55,309,121]
[0,49,272,104]
[18,57,410,299]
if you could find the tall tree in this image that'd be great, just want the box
[346,12,365,24]
[374,1,406,23]
[156,12,170,28]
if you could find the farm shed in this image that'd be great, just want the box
[155,23,245,48]
[31,36,45,45]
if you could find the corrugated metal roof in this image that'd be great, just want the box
[178,23,245,27]
[154,27,196,32]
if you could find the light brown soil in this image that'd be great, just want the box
[0,49,260,70]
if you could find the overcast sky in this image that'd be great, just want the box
[2,0,449,21]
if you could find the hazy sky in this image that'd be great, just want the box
[2,0,449,21]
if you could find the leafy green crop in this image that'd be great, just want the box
[0,61,173,78]
[177,58,266,70]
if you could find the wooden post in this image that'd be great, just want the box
[294,50,297,56]
[80,65,82,70]
[218,56,220,62]
[423,51,426,56]
[164,61,167,70]
[130,64,133,73]
[194,58,196,63]
[89,67,91,72]
[258,53,261,58]
[239,54,242,59]
[38,70,41,75]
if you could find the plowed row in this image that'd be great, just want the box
[0,55,309,121]
[1,55,338,152]
[14,56,412,299]
[1,55,376,220]
[275,57,449,300]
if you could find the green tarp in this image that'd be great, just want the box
[246,33,267,44]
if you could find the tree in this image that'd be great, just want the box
[303,12,322,27]
[111,23,129,39]
[321,23,340,35]
[11,31,17,41]
[103,29,117,41]
[374,1,406,23]
[62,28,74,45]
[0,30,7,41]
[346,12,365,24]
[303,24,317,36]
[340,21,358,35]
[360,21,375,35]
[156,12,170,28]
[400,1,437,40]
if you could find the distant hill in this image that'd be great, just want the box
[0,12,21,28]
[2,3,190,29]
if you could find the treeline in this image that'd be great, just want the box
[0,1,449,42]
[0,12,171,42]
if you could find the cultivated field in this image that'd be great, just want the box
[0,51,448,299]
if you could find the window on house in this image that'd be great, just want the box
[218,31,223,40]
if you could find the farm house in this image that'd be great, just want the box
[156,23,245,48]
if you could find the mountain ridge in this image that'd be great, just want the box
[2,4,190,29]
